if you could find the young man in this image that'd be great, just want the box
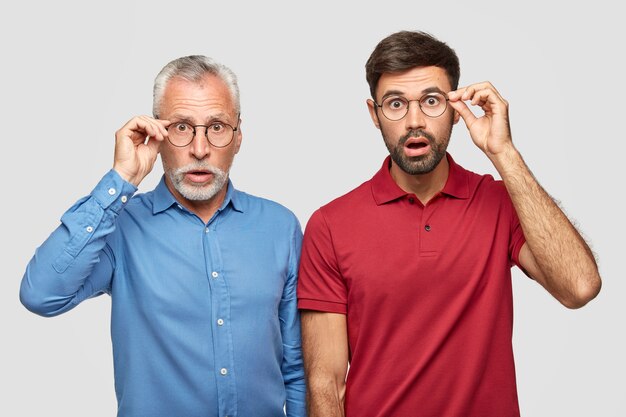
[20,56,305,417]
[297,31,601,417]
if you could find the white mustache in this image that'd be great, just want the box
[173,162,225,177]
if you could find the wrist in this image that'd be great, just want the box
[113,166,140,187]
[488,143,524,177]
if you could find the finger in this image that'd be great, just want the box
[449,81,505,101]
[470,89,492,107]
[450,84,507,116]
[146,136,161,155]
[118,116,153,143]
[466,82,506,103]
[142,116,170,138]
[156,118,171,129]
[447,87,465,101]
[448,99,478,127]
[470,88,509,115]
[461,85,477,102]
[137,116,167,141]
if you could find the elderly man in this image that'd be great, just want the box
[297,31,601,417]
[20,55,305,417]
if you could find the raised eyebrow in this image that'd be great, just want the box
[168,115,195,125]
[421,87,446,95]
[380,87,446,101]
[381,90,406,100]
[166,115,233,128]
[205,113,236,125]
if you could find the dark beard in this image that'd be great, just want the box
[384,129,449,175]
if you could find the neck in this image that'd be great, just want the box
[389,156,449,205]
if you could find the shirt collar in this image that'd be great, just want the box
[152,176,243,215]
[370,153,470,205]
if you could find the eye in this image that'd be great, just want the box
[385,97,407,110]
[209,123,225,133]
[421,94,442,107]
[173,122,190,132]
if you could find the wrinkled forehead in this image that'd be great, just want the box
[159,75,238,120]
[376,66,453,99]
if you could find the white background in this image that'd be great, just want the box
[2,1,624,415]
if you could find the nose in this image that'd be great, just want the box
[189,127,210,159]
[404,100,427,131]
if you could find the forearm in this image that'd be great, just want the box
[306,377,345,417]
[301,311,348,417]
[491,146,601,307]
[19,170,135,316]
[282,310,306,417]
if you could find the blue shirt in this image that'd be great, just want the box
[20,170,306,417]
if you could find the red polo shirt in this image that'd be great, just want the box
[298,154,526,417]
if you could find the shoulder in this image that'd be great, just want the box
[303,180,372,236]
[456,162,510,201]
[235,190,297,218]
[318,180,372,218]
[233,189,301,231]
[454,165,514,215]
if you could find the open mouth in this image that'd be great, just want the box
[403,137,431,157]
[185,170,214,183]
[406,142,428,150]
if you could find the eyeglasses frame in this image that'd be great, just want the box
[374,92,450,121]
[166,114,241,148]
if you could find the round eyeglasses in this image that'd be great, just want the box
[167,120,239,148]
[375,92,449,121]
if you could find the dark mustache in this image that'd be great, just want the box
[399,129,435,145]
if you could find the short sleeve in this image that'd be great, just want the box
[297,208,347,314]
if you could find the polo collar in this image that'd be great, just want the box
[152,176,243,215]
[371,153,470,205]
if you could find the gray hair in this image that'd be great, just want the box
[152,55,240,117]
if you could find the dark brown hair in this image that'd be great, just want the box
[365,31,460,99]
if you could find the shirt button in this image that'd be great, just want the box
[86,226,94,233]
[217,318,224,326]
[408,197,415,204]
[121,195,128,203]
[205,227,209,234]
[424,225,431,232]
[108,188,116,195]
[212,271,219,278]
[220,368,228,375]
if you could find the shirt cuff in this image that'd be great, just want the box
[91,170,138,213]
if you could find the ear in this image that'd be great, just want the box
[366,99,381,129]
[453,109,461,125]
[234,117,243,154]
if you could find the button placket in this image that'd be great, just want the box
[203,222,237,414]
[419,200,441,255]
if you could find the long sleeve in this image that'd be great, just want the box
[281,220,306,417]
[20,170,137,317]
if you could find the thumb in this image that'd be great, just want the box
[448,99,477,129]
